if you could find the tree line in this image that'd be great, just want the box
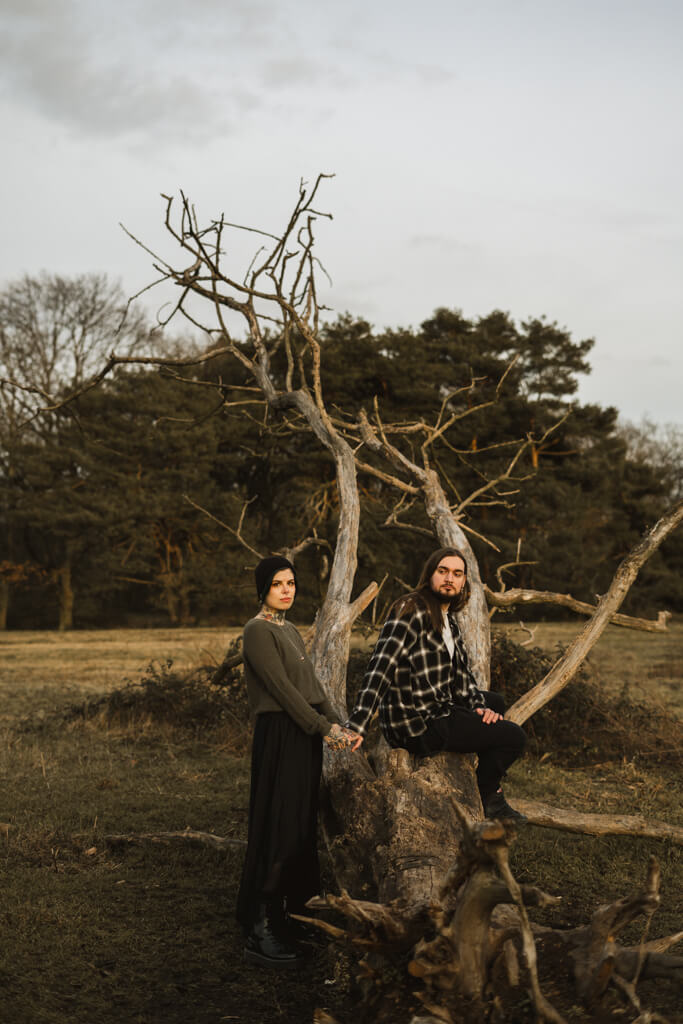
[1,272,681,630]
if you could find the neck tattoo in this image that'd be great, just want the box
[257,605,286,625]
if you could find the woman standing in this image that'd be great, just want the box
[236,555,359,967]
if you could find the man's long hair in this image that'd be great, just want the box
[389,546,471,634]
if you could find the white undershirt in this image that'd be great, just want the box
[442,608,455,659]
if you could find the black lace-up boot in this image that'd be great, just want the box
[244,900,303,968]
[483,789,528,823]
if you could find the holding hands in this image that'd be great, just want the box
[324,723,364,752]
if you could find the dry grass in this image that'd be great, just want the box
[5,619,678,713]
[0,627,241,719]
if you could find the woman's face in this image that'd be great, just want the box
[264,568,296,611]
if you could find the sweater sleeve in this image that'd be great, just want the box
[345,613,417,736]
[317,695,343,726]
[243,623,334,737]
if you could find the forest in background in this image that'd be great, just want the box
[1,272,682,631]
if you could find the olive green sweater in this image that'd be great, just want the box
[242,617,341,737]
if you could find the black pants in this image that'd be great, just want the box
[403,692,526,801]
[236,711,323,932]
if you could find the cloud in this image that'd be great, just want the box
[0,0,297,145]
[1,0,459,148]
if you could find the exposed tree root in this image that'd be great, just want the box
[564,856,682,1004]
[297,823,680,1024]
[299,814,566,1022]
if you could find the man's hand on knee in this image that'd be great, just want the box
[475,707,503,725]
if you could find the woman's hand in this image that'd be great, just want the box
[324,724,364,752]
[475,707,503,725]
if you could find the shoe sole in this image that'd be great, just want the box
[243,948,303,969]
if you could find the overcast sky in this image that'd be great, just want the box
[2,0,681,425]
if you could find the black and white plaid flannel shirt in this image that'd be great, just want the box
[346,602,485,746]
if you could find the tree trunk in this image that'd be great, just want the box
[160,572,179,625]
[309,445,361,706]
[0,578,9,630]
[322,746,482,906]
[246,398,489,909]
[57,559,74,631]
[315,458,490,907]
[422,468,490,687]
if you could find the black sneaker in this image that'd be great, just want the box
[483,790,528,823]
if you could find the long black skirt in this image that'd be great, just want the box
[236,711,323,931]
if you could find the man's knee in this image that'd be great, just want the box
[507,721,526,754]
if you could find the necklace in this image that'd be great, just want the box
[279,622,306,662]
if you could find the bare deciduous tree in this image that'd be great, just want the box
[0,272,151,423]
[0,272,155,629]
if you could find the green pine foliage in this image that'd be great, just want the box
[2,277,680,627]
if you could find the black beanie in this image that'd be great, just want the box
[255,555,297,604]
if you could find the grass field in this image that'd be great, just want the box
[2,620,680,710]
[0,627,240,718]
[0,622,681,1023]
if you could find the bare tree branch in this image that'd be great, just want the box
[507,500,683,725]
[182,494,263,560]
[452,413,569,518]
[513,800,683,844]
[485,585,673,633]
[281,533,332,563]
[355,457,421,495]
[420,356,520,464]
[516,622,538,646]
